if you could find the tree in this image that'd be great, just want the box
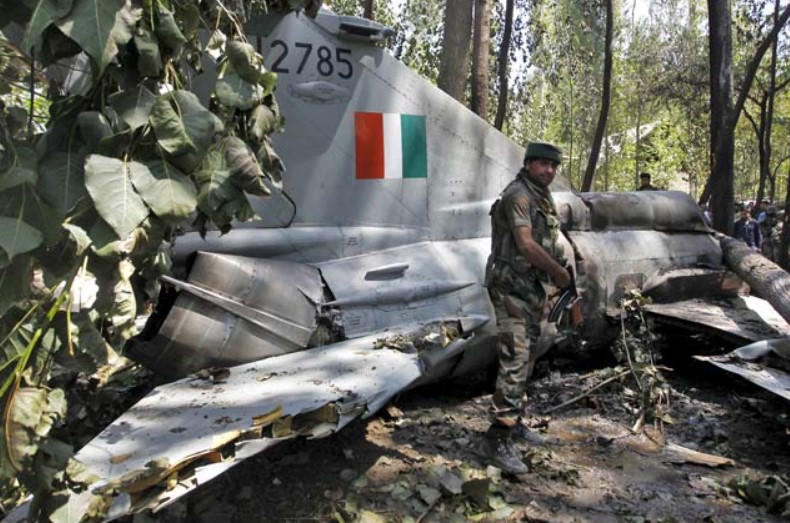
[437,0,474,101]
[494,0,515,130]
[702,0,790,233]
[471,0,492,118]
[582,0,614,191]
[364,0,374,20]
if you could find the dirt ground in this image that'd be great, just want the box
[136,347,790,523]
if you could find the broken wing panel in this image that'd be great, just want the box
[696,338,790,402]
[16,336,422,521]
[644,296,790,344]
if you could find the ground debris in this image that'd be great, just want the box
[77,342,790,523]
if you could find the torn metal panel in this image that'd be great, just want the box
[125,253,324,377]
[696,338,790,402]
[570,230,723,346]
[642,268,741,303]
[317,239,493,339]
[644,296,790,344]
[4,334,423,522]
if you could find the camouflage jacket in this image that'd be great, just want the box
[486,169,564,285]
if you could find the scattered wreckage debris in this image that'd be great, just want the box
[3,335,425,522]
[695,337,790,402]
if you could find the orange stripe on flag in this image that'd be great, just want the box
[355,112,385,179]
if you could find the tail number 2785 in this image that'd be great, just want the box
[270,40,353,79]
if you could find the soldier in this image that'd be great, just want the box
[484,142,571,474]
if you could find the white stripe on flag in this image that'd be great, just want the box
[383,113,403,179]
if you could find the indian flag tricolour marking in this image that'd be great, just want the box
[355,112,427,180]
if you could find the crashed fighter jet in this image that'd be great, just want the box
[7,7,790,522]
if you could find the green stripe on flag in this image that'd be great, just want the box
[400,115,427,179]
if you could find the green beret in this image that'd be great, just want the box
[524,142,562,164]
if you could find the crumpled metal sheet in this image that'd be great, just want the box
[696,338,790,402]
[4,333,423,523]
[125,253,324,377]
[644,296,790,344]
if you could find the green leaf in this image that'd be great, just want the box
[0,254,33,316]
[77,111,113,153]
[62,223,92,255]
[258,138,284,188]
[133,28,162,77]
[21,0,73,53]
[248,104,280,142]
[0,146,37,192]
[129,160,197,223]
[225,137,270,196]
[109,259,136,342]
[0,183,62,246]
[215,71,263,110]
[149,90,223,163]
[38,24,83,66]
[88,218,123,258]
[154,3,187,55]
[37,152,88,214]
[5,387,66,471]
[55,0,140,73]
[0,217,43,259]
[84,155,150,239]
[173,1,200,35]
[226,40,261,84]
[108,85,157,131]
[31,437,72,491]
[97,130,134,158]
[259,71,278,97]
[195,149,236,213]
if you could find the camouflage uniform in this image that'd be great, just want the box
[486,169,564,427]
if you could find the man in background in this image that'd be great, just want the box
[734,208,762,251]
[637,172,659,191]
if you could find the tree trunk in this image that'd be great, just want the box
[780,158,790,269]
[764,0,780,202]
[437,0,474,102]
[699,1,790,220]
[721,236,790,323]
[635,103,642,189]
[493,0,514,130]
[581,0,613,192]
[706,0,735,234]
[470,0,490,119]
[363,0,374,20]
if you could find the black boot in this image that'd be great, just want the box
[485,426,528,475]
[511,423,548,446]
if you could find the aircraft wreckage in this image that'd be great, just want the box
[7,7,790,523]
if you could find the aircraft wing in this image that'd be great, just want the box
[3,330,442,522]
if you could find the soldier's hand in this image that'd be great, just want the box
[552,266,572,289]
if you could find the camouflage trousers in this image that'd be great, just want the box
[487,274,545,428]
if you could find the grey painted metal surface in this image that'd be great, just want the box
[317,239,491,338]
[696,337,790,402]
[645,296,790,344]
[127,253,324,376]
[5,335,424,522]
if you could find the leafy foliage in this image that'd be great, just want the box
[0,0,311,519]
